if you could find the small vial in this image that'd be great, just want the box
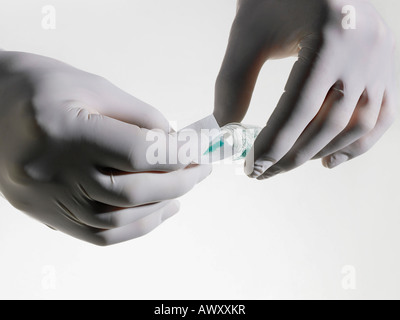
[204,123,262,161]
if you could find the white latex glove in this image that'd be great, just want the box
[214,0,398,179]
[0,51,211,246]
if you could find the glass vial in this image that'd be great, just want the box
[205,123,262,161]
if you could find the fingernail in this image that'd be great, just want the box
[324,153,349,169]
[248,160,274,178]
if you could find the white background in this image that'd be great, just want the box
[0,0,399,299]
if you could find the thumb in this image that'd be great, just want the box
[69,110,218,173]
[93,82,171,133]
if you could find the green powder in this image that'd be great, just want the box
[204,139,225,155]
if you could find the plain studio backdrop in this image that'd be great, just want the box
[0,0,399,300]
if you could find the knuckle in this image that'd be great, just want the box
[356,140,371,156]
[103,214,123,229]
[374,23,392,47]
[349,139,370,156]
[9,163,34,185]
[70,106,101,122]
[383,104,398,126]
[289,150,308,167]
[388,29,397,52]
[328,101,355,132]
[358,4,377,27]
[357,7,388,45]
[135,222,158,239]
[6,195,30,212]
[386,94,399,113]
[354,114,377,134]
[86,232,112,247]
[127,148,138,170]
[120,187,139,207]
[328,114,349,133]
[374,21,389,44]
[127,129,147,170]
[358,120,376,133]
[98,174,139,207]
[72,107,90,120]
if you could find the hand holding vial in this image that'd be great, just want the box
[214,0,398,179]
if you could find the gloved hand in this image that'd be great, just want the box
[0,51,211,246]
[215,0,398,179]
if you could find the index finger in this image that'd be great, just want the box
[245,38,336,177]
